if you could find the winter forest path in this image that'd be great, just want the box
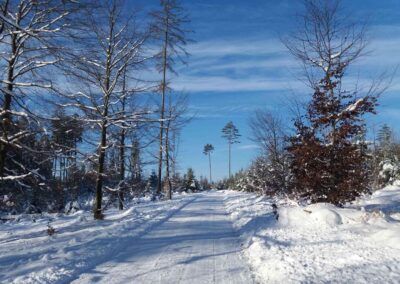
[71,191,255,284]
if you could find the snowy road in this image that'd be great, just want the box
[71,192,254,284]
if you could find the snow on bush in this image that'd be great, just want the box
[379,159,400,187]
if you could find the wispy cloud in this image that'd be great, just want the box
[171,25,400,94]
[237,144,260,151]
[172,75,304,92]
[187,38,285,58]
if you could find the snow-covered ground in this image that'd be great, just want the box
[0,192,253,284]
[224,185,400,283]
[0,194,195,283]
[1,186,399,284]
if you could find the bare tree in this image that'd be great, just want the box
[117,68,127,210]
[283,0,368,90]
[0,0,76,181]
[249,110,287,162]
[248,110,290,195]
[0,0,9,35]
[61,0,148,219]
[151,0,191,197]
[165,93,191,199]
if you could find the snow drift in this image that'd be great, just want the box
[224,185,400,283]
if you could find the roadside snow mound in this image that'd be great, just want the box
[279,203,342,228]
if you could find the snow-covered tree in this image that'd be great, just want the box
[373,124,400,187]
[285,0,383,205]
[378,124,394,157]
[0,0,76,181]
[184,168,198,191]
[61,0,149,219]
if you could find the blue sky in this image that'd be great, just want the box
[136,0,400,181]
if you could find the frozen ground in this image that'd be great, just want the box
[224,184,400,284]
[1,187,399,284]
[0,192,254,284]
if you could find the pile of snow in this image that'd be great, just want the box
[278,203,343,228]
[223,185,400,283]
[0,194,195,284]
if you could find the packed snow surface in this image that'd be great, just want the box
[0,192,254,284]
[224,185,400,284]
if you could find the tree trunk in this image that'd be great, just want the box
[93,15,114,218]
[118,85,126,210]
[119,127,125,210]
[228,143,231,179]
[157,23,169,196]
[165,124,172,200]
[208,152,212,183]
[94,120,107,219]
[0,33,16,177]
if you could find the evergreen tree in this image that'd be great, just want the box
[130,138,142,182]
[146,170,158,195]
[221,122,240,178]
[378,124,393,157]
[203,144,214,183]
[374,124,400,187]
[184,168,198,191]
[51,108,83,183]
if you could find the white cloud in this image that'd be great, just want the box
[172,74,304,92]
[237,144,260,150]
[187,38,285,58]
[175,29,400,93]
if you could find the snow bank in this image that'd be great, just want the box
[278,203,342,228]
[223,186,400,284]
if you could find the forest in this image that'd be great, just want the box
[0,0,397,218]
[0,0,198,219]
[0,1,399,283]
